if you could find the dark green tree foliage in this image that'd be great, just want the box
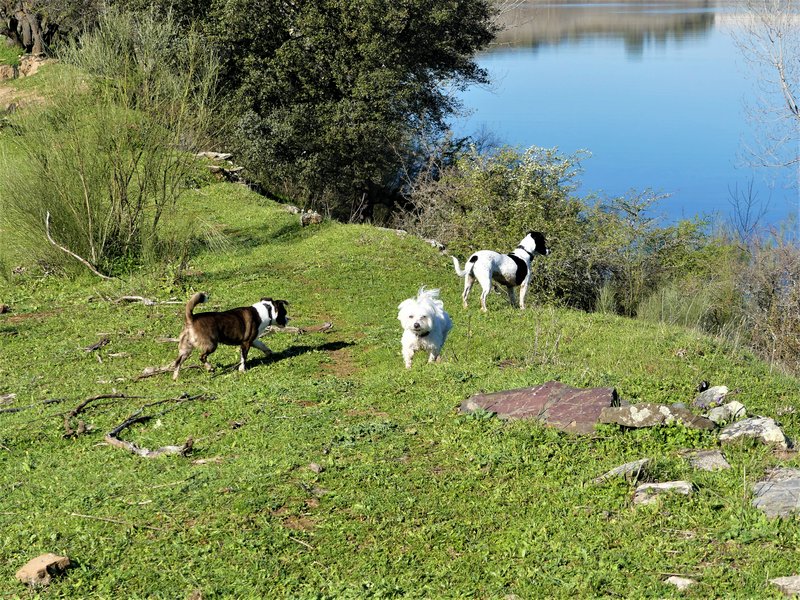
[205,0,496,219]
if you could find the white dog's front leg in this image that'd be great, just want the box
[252,339,272,355]
[403,348,414,369]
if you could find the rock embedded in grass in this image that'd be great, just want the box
[15,553,70,586]
[752,468,800,518]
[719,417,789,449]
[632,481,693,506]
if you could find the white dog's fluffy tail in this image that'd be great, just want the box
[451,255,472,277]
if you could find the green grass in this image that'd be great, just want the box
[0,43,21,67]
[1,181,799,598]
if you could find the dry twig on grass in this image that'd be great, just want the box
[63,393,135,438]
[104,394,209,458]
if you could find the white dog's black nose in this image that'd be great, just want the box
[413,322,421,330]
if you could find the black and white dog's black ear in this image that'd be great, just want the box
[528,231,550,256]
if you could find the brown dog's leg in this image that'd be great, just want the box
[173,333,193,380]
[239,342,251,372]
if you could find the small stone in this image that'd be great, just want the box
[719,417,788,450]
[15,553,70,586]
[633,481,693,506]
[665,575,696,590]
[682,449,731,471]
[593,458,651,483]
[599,403,715,430]
[308,462,324,474]
[692,385,728,409]
[770,575,800,596]
[705,401,746,425]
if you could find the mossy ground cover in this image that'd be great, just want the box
[1,181,799,598]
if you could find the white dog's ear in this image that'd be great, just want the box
[397,298,414,316]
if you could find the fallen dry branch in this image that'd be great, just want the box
[84,337,110,352]
[266,321,334,334]
[104,394,209,458]
[64,393,134,438]
[134,364,202,380]
[115,296,183,306]
[0,397,66,415]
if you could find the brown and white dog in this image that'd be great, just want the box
[172,292,288,380]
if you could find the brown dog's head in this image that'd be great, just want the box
[260,298,289,327]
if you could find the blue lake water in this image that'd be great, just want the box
[451,1,799,232]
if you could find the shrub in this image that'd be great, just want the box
[0,8,218,277]
[395,145,711,313]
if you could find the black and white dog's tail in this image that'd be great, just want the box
[451,255,474,278]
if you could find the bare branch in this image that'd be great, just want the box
[45,212,114,280]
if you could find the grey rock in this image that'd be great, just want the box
[771,575,800,596]
[460,381,618,434]
[593,458,651,483]
[752,468,800,518]
[692,385,729,409]
[705,400,746,425]
[719,417,788,450]
[599,403,715,430]
[682,449,731,471]
[633,481,693,505]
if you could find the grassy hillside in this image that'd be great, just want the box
[1,181,799,598]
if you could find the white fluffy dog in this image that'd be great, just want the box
[397,288,453,369]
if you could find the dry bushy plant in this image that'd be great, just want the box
[738,236,800,372]
[0,8,218,277]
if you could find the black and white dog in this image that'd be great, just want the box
[451,231,550,312]
[172,292,289,380]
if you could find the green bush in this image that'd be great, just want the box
[395,145,711,314]
[0,8,219,277]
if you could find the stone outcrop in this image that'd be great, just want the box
[752,468,800,518]
[719,417,789,450]
[460,381,619,434]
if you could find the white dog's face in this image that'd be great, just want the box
[397,299,433,336]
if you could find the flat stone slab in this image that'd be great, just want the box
[719,417,789,450]
[593,458,651,483]
[599,403,715,430]
[681,449,731,471]
[771,575,800,596]
[752,468,800,518]
[460,381,618,434]
[633,481,693,506]
[15,553,70,586]
[705,401,746,425]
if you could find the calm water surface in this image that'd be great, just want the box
[452,1,799,230]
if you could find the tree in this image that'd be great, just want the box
[202,0,496,220]
[735,0,799,170]
[0,0,102,54]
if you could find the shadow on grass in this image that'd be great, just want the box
[211,340,356,376]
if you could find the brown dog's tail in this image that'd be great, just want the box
[184,292,208,323]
